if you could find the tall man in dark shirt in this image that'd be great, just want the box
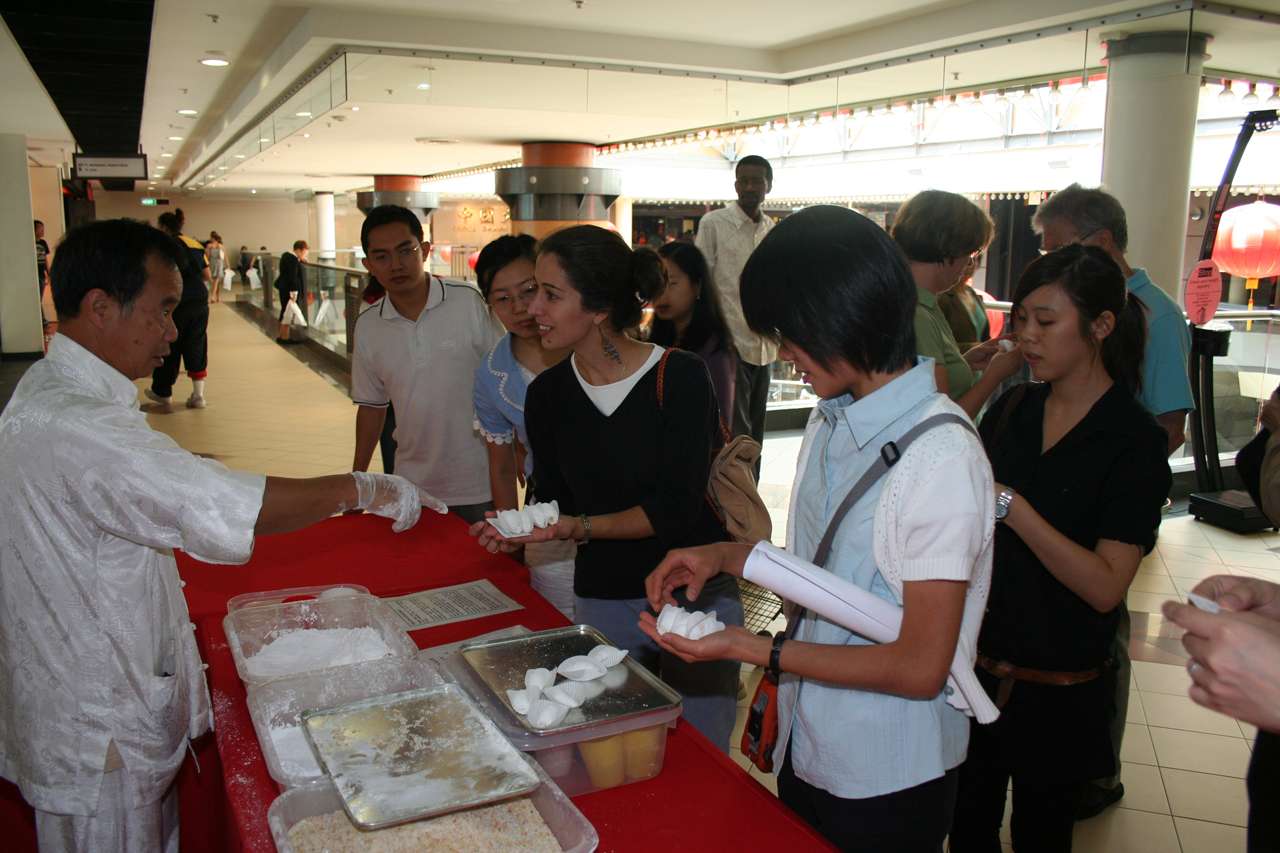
[146,211,211,409]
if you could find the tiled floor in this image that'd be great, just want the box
[144,302,1254,853]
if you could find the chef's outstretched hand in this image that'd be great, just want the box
[350,471,446,532]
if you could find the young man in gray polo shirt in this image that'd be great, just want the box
[351,205,503,523]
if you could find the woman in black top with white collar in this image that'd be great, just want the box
[472,225,740,752]
[949,245,1172,852]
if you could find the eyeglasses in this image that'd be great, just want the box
[367,242,422,265]
[488,283,538,311]
[1039,230,1099,256]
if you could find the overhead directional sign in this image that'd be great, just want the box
[72,154,148,180]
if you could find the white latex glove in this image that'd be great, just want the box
[350,471,446,532]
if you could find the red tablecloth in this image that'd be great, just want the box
[4,512,837,853]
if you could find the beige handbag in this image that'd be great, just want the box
[656,349,772,545]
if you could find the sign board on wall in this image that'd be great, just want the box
[434,199,512,249]
[72,154,148,180]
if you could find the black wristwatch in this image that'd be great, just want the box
[769,632,787,674]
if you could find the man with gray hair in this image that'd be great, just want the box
[1033,184,1192,820]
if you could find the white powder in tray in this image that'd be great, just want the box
[269,723,321,779]
[245,627,395,679]
[286,798,561,853]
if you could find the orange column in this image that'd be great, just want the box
[373,175,421,192]
[507,143,617,239]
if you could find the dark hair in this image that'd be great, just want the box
[891,190,994,264]
[1012,244,1146,393]
[34,220,43,229]
[174,208,185,227]
[1032,183,1130,252]
[741,205,916,374]
[361,275,386,303]
[652,242,733,356]
[210,231,222,242]
[475,233,538,298]
[360,205,425,252]
[538,225,664,330]
[157,211,181,233]
[737,155,773,182]
[292,240,309,252]
[50,219,187,321]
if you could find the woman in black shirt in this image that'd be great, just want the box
[949,245,1172,852]
[472,225,740,751]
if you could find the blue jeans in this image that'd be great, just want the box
[574,574,743,753]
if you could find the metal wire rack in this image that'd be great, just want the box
[738,579,784,636]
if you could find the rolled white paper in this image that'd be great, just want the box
[742,540,998,724]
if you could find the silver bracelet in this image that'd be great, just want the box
[577,514,591,545]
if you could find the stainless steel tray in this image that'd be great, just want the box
[458,625,682,735]
[301,683,541,829]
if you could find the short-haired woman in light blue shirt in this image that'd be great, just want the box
[472,234,575,617]
[641,206,997,853]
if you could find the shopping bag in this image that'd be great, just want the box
[247,269,261,289]
[221,269,233,291]
[283,295,308,327]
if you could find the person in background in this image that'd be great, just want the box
[948,245,1171,852]
[0,218,442,853]
[35,219,51,299]
[1165,576,1280,853]
[146,211,210,409]
[696,155,775,471]
[472,224,743,751]
[892,190,1023,421]
[472,234,575,618]
[206,231,226,303]
[652,241,737,427]
[1033,184,1193,819]
[253,246,267,283]
[351,205,501,524]
[643,206,996,853]
[275,240,308,343]
[236,245,253,285]
[937,254,991,352]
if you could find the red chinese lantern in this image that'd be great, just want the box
[438,245,452,263]
[468,250,480,271]
[1212,199,1280,315]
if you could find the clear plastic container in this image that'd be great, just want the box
[224,592,418,689]
[247,657,442,790]
[268,771,598,853]
[442,652,682,797]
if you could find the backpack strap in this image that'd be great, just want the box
[812,412,976,567]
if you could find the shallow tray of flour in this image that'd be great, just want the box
[301,683,541,829]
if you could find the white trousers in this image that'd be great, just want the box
[36,767,179,853]
[525,538,577,621]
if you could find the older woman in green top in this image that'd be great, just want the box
[892,190,1023,420]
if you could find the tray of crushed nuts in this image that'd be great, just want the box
[301,683,542,829]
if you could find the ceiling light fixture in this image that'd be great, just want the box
[416,83,431,90]
[160,153,173,157]
[260,137,270,143]
[235,154,246,158]
[302,133,310,138]
[996,89,1010,111]
[1077,31,1092,98]
[1242,82,1259,105]
[1268,85,1280,106]
[1218,79,1235,103]
[296,111,312,117]
[1047,82,1062,105]
[218,166,228,170]
[200,58,229,67]
[178,109,197,115]
[1021,88,1036,106]
[168,136,183,141]
[350,106,360,111]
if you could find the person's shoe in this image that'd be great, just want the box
[186,394,207,409]
[144,388,172,405]
[1076,783,1124,820]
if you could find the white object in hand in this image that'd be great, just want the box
[491,501,561,538]
[525,667,555,693]
[587,645,628,667]
[1187,591,1222,614]
[999,339,1016,352]
[656,604,727,640]
[556,655,607,682]
[350,471,447,532]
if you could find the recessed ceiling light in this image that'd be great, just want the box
[218,166,228,170]
[168,136,183,141]
[259,137,270,143]
[160,153,173,157]
[235,154,246,158]
[302,133,310,138]
[417,83,431,90]
[251,189,257,194]
[295,111,311,117]
[200,58,229,67]
[178,109,198,115]
[350,106,360,111]
[207,174,216,178]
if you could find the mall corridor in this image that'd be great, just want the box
[122,299,1258,853]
